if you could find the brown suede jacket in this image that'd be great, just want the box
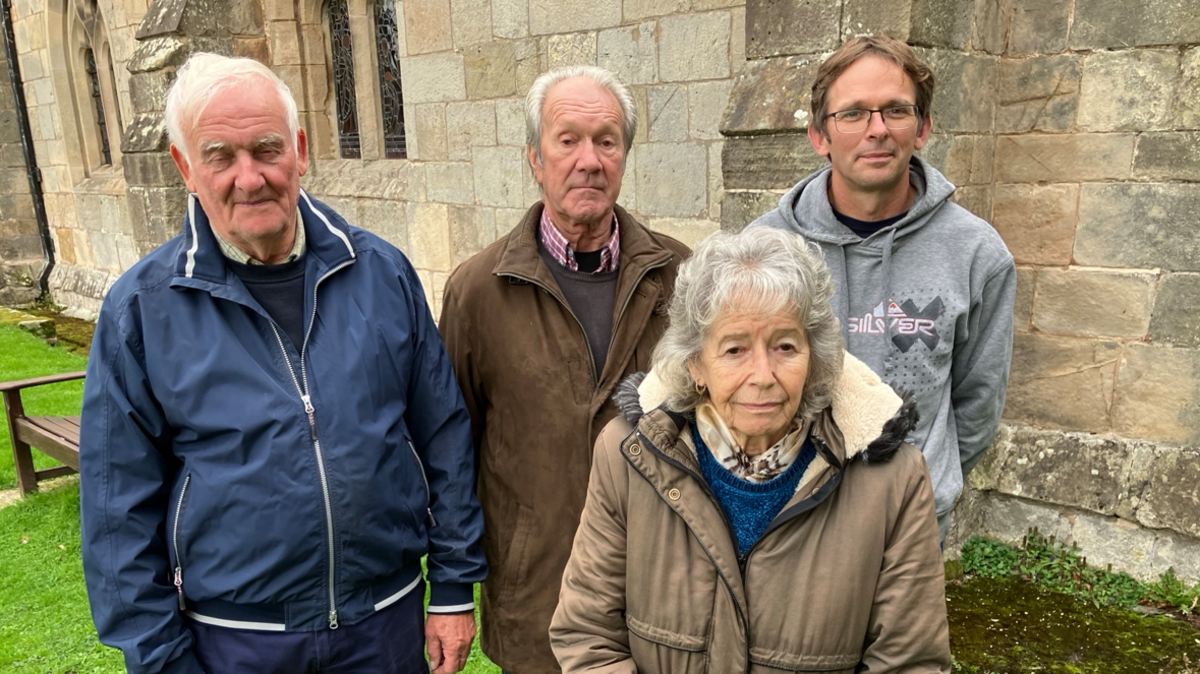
[439,202,690,674]
[550,354,952,674]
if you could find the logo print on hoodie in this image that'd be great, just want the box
[848,297,944,352]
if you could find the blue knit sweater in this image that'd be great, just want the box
[693,424,817,558]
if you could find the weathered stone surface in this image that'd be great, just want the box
[643,217,719,249]
[950,185,992,222]
[410,103,448,161]
[1138,445,1200,538]
[996,55,1080,133]
[921,134,994,187]
[842,0,911,41]
[547,31,597,68]
[529,0,619,35]
[689,79,732,141]
[1150,273,1200,348]
[909,0,974,50]
[400,54,466,103]
[406,202,451,271]
[135,0,187,38]
[722,134,823,190]
[635,142,707,217]
[464,41,517,100]
[495,98,526,146]
[448,204,489,266]
[994,134,1134,183]
[513,38,541,93]
[972,0,1014,54]
[623,0,687,21]
[991,184,1076,266]
[451,0,492,47]
[1176,48,1200,129]
[1133,131,1200,182]
[1078,50,1177,132]
[916,48,997,134]
[404,0,453,55]
[473,145,527,208]
[745,0,839,58]
[492,0,528,38]
[1115,344,1200,446]
[648,85,688,143]
[425,162,476,205]
[357,198,408,250]
[659,12,730,82]
[720,189,779,232]
[1032,268,1156,339]
[446,101,496,161]
[1006,0,1070,54]
[597,22,657,86]
[1075,183,1200,272]
[720,55,818,136]
[707,142,723,221]
[1004,333,1119,433]
[126,36,186,73]
[1013,266,1034,331]
[1069,0,1200,50]
[730,6,745,73]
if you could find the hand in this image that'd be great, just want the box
[425,612,476,674]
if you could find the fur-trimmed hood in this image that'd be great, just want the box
[614,351,917,465]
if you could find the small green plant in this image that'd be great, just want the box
[960,535,1020,578]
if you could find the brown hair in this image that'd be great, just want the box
[809,35,935,139]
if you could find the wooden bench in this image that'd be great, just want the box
[1,372,86,495]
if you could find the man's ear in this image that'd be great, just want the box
[169,144,196,192]
[527,143,544,186]
[913,113,932,150]
[808,121,831,159]
[296,128,309,177]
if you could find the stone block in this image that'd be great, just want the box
[1069,0,1200,50]
[17,318,54,340]
[720,190,779,232]
[720,55,818,136]
[404,0,453,55]
[513,38,541,94]
[1133,131,1200,182]
[1004,333,1119,433]
[909,0,973,50]
[529,0,619,35]
[996,55,1080,133]
[689,80,732,141]
[495,98,526,146]
[400,54,467,103]
[1075,183,1200,272]
[473,145,527,208]
[1013,266,1033,331]
[425,162,476,205]
[406,202,452,270]
[647,85,688,143]
[730,6,745,73]
[631,87,649,145]
[659,12,731,83]
[991,184,1076,266]
[644,217,719,249]
[597,22,657,86]
[721,134,824,191]
[54,227,76,265]
[994,134,1134,183]
[126,36,186,73]
[446,101,496,161]
[464,41,517,100]
[623,0,687,22]
[745,0,839,59]
[1033,268,1156,339]
[920,134,994,187]
[492,0,528,38]
[1115,345,1200,446]
[635,142,707,217]
[448,204,490,266]
[1175,48,1200,129]
[265,21,301,65]
[1150,273,1200,348]
[1137,445,1200,539]
[951,185,992,222]
[707,141,722,221]
[915,48,997,134]
[1007,0,1070,55]
[841,0,911,41]
[1078,50,1177,132]
[452,0,492,47]
[971,0,1014,54]
[547,32,597,69]
[411,103,448,161]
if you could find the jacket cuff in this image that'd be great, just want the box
[160,649,206,674]
[426,582,474,614]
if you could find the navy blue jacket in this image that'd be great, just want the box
[80,191,486,674]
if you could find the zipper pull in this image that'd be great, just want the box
[427,508,438,528]
[329,609,339,630]
[174,567,185,611]
[301,394,318,440]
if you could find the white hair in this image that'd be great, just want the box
[525,65,637,163]
[165,53,299,164]
[650,228,845,421]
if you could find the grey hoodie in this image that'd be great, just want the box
[750,157,1016,529]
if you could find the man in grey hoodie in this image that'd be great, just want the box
[751,35,1016,538]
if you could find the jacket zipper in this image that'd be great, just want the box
[172,474,191,611]
[407,439,436,527]
[268,259,354,630]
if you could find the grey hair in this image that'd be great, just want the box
[650,227,845,422]
[525,65,637,164]
[165,52,300,164]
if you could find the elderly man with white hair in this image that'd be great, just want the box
[439,66,690,674]
[79,52,485,674]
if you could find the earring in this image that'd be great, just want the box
[694,381,707,396]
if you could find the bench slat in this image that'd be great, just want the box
[29,416,81,445]
[15,417,81,470]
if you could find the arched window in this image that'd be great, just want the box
[325,0,406,160]
[374,0,406,159]
[64,0,122,171]
[84,48,111,165]
[329,0,360,158]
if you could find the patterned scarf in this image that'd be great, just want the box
[694,402,811,483]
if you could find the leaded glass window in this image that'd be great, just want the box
[329,0,361,159]
[374,0,406,159]
[84,48,111,165]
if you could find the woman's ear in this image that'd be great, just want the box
[686,360,703,388]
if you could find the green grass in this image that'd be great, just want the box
[0,324,87,491]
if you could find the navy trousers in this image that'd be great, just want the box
[189,583,426,674]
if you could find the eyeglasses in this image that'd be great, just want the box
[824,105,920,133]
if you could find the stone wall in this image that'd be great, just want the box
[721,0,1200,581]
[0,41,41,305]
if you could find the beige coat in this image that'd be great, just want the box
[440,203,690,674]
[550,355,952,673]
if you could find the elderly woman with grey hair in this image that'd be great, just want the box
[550,228,951,673]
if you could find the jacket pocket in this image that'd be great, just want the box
[627,614,708,674]
[497,501,535,607]
[405,439,436,527]
[748,646,859,672]
[170,473,192,610]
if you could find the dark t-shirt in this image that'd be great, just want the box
[227,257,308,351]
[833,208,908,239]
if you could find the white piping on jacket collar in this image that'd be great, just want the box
[300,188,356,259]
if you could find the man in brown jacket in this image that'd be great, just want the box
[439,66,690,674]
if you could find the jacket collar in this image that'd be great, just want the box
[171,189,357,286]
